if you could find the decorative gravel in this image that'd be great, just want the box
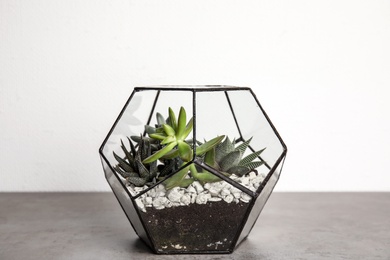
[129,171,266,212]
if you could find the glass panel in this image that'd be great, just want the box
[149,90,194,127]
[235,156,286,247]
[226,90,285,170]
[101,89,158,179]
[100,156,152,248]
[195,91,240,141]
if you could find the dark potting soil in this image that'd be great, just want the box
[139,201,250,253]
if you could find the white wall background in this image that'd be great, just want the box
[1,0,389,191]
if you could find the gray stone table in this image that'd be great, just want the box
[0,193,389,259]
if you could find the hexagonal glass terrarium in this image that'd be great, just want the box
[99,86,287,254]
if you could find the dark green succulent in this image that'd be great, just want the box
[113,136,160,187]
[203,137,265,177]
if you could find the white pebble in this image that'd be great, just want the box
[158,191,166,197]
[153,197,168,210]
[144,196,153,206]
[156,185,165,192]
[204,183,211,190]
[240,177,249,186]
[192,181,204,193]
[167,187,182,203]
[220,188,231,197]
[185,185,196,194]
[135,199,146,212]
[230,187,241,194]
[195,193,210,204]
[165,200,173,208]
[223,194,234,203]
[208,187,220,197]
[180,194,191,205]
[232,192,241,199]
[148,188,157,198]
[230,174,239,180]
[209,197,222,202]
[240,193,252,203]
[249,171,257,180]
[191,194,197,204]
[134,187,144,193]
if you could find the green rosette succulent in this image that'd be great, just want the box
[143,107,224,164]
[204,136,265,177]
[141,107,224,189]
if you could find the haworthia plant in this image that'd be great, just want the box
[204,137,266,177]
[113,136,163,187]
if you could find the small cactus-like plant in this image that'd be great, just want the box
[113,136,160,187]
[205,137,265,177]
[142,107,225,189]
[143,107,223,164]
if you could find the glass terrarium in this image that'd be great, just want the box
[99,85,287,254]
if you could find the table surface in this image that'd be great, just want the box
[0,192,389,260]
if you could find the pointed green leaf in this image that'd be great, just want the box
[182,117,193,140]
[120,140,134,165]
[242,161,264,170]
[235,137,252,154]
[215,137,234,162]
[149,133,167,141]
[177,178,194,188]
[142,142,176,164]
[161,135,176,145]
[238,148,266,166]
[127,137,136,156]
[127,176,147,186]
[168,107,177,130]
[204,148,216,168]
[145,125,156,134]
[177,141,193,162]
[161,149,180,160]
[163,124,175,136]
[156,112,165,126]
[113,152,134,172]
[140,138,150,161]
[189,164,221,183]
[130,135,141,143]
[196,135,225,156]
[220,150,241,171]
[136,160,150,179]
[114,165,133,178]
[164,165,190,190]
[176,107,187,139]
[149,160,158,175]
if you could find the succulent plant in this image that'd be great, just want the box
[113,136,160,187]
[204,137,265,177]
[115,106,264,190]
[139,107,224,189]
[143,107,224,164]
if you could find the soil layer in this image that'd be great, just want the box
[139,201,250,253]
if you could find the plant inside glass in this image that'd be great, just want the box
[99,86,287,254]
